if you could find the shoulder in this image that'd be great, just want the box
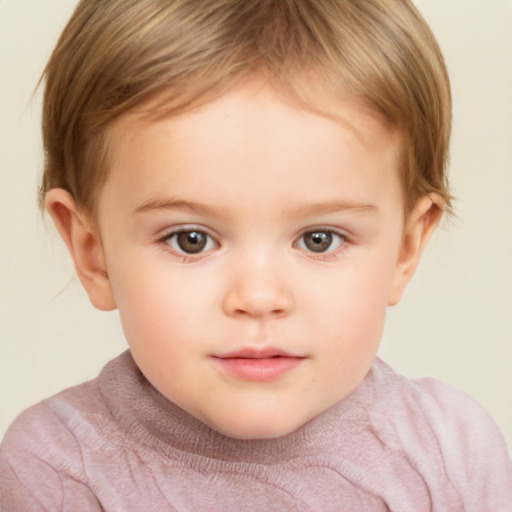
[381,361,508,458]
[371,358,506,439]
[0,352,130,465]
[371,359,512,508]
[0,357,126,510]
[0,377,103,478]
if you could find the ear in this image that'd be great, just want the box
[387,194,444,306]
[45,188,117,311]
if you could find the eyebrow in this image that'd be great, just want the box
[294,201,378,217]
[133,198,218,216]
[134,197,377,217]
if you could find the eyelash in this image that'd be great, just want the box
[294,228,348,260]
[158,227,219,262]
[157,227,349,261]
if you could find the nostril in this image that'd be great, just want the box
[230,304,289,319]
[222,275,293,318]
[233,304,286,313]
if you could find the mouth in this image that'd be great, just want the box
[211,348,306,382]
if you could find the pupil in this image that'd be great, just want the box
[305,231,332,252]
[177,231,207,253]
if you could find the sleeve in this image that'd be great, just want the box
[0,403,104,512]
[414,377,512,512]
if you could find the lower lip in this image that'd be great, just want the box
[212,356,304,382]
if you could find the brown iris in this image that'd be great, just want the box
[176,231,208,253]
[302,231,333,252]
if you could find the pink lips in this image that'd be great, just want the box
[211,348,305,382]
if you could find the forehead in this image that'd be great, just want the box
[101,80,402,215]
[112,73,396,141]
[111,79,397,156]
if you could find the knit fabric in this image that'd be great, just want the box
[1,351,511,511]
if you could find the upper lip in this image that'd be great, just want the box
[212,348,305,359]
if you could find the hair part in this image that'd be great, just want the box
[40,0,452,219]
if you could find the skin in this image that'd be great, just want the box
[46,80,442,439]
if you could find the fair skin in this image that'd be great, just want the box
[46,80,441,439]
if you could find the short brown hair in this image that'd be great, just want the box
[39,0,452,217]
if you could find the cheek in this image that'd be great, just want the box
[111,268,206,394]
[109,258,185,337]
[309,275,389,401]
[318,257,393,315]
[309,256,396,355]
[109,256,223,360]
[325,288,386,359]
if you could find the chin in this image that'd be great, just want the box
[206,413,308,440]
[219,425,297,441]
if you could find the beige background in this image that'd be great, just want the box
[1,0,511,448]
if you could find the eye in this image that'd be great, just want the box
[165,230,216,254]
[297,230,345,253]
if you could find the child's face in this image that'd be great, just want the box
[90,81,420,439]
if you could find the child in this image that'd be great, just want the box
[1,0,511,509]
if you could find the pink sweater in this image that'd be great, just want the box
[1,351,511,511]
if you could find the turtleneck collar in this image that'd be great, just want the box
[99,350,376,465]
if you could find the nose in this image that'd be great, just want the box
[222,251,293,319]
